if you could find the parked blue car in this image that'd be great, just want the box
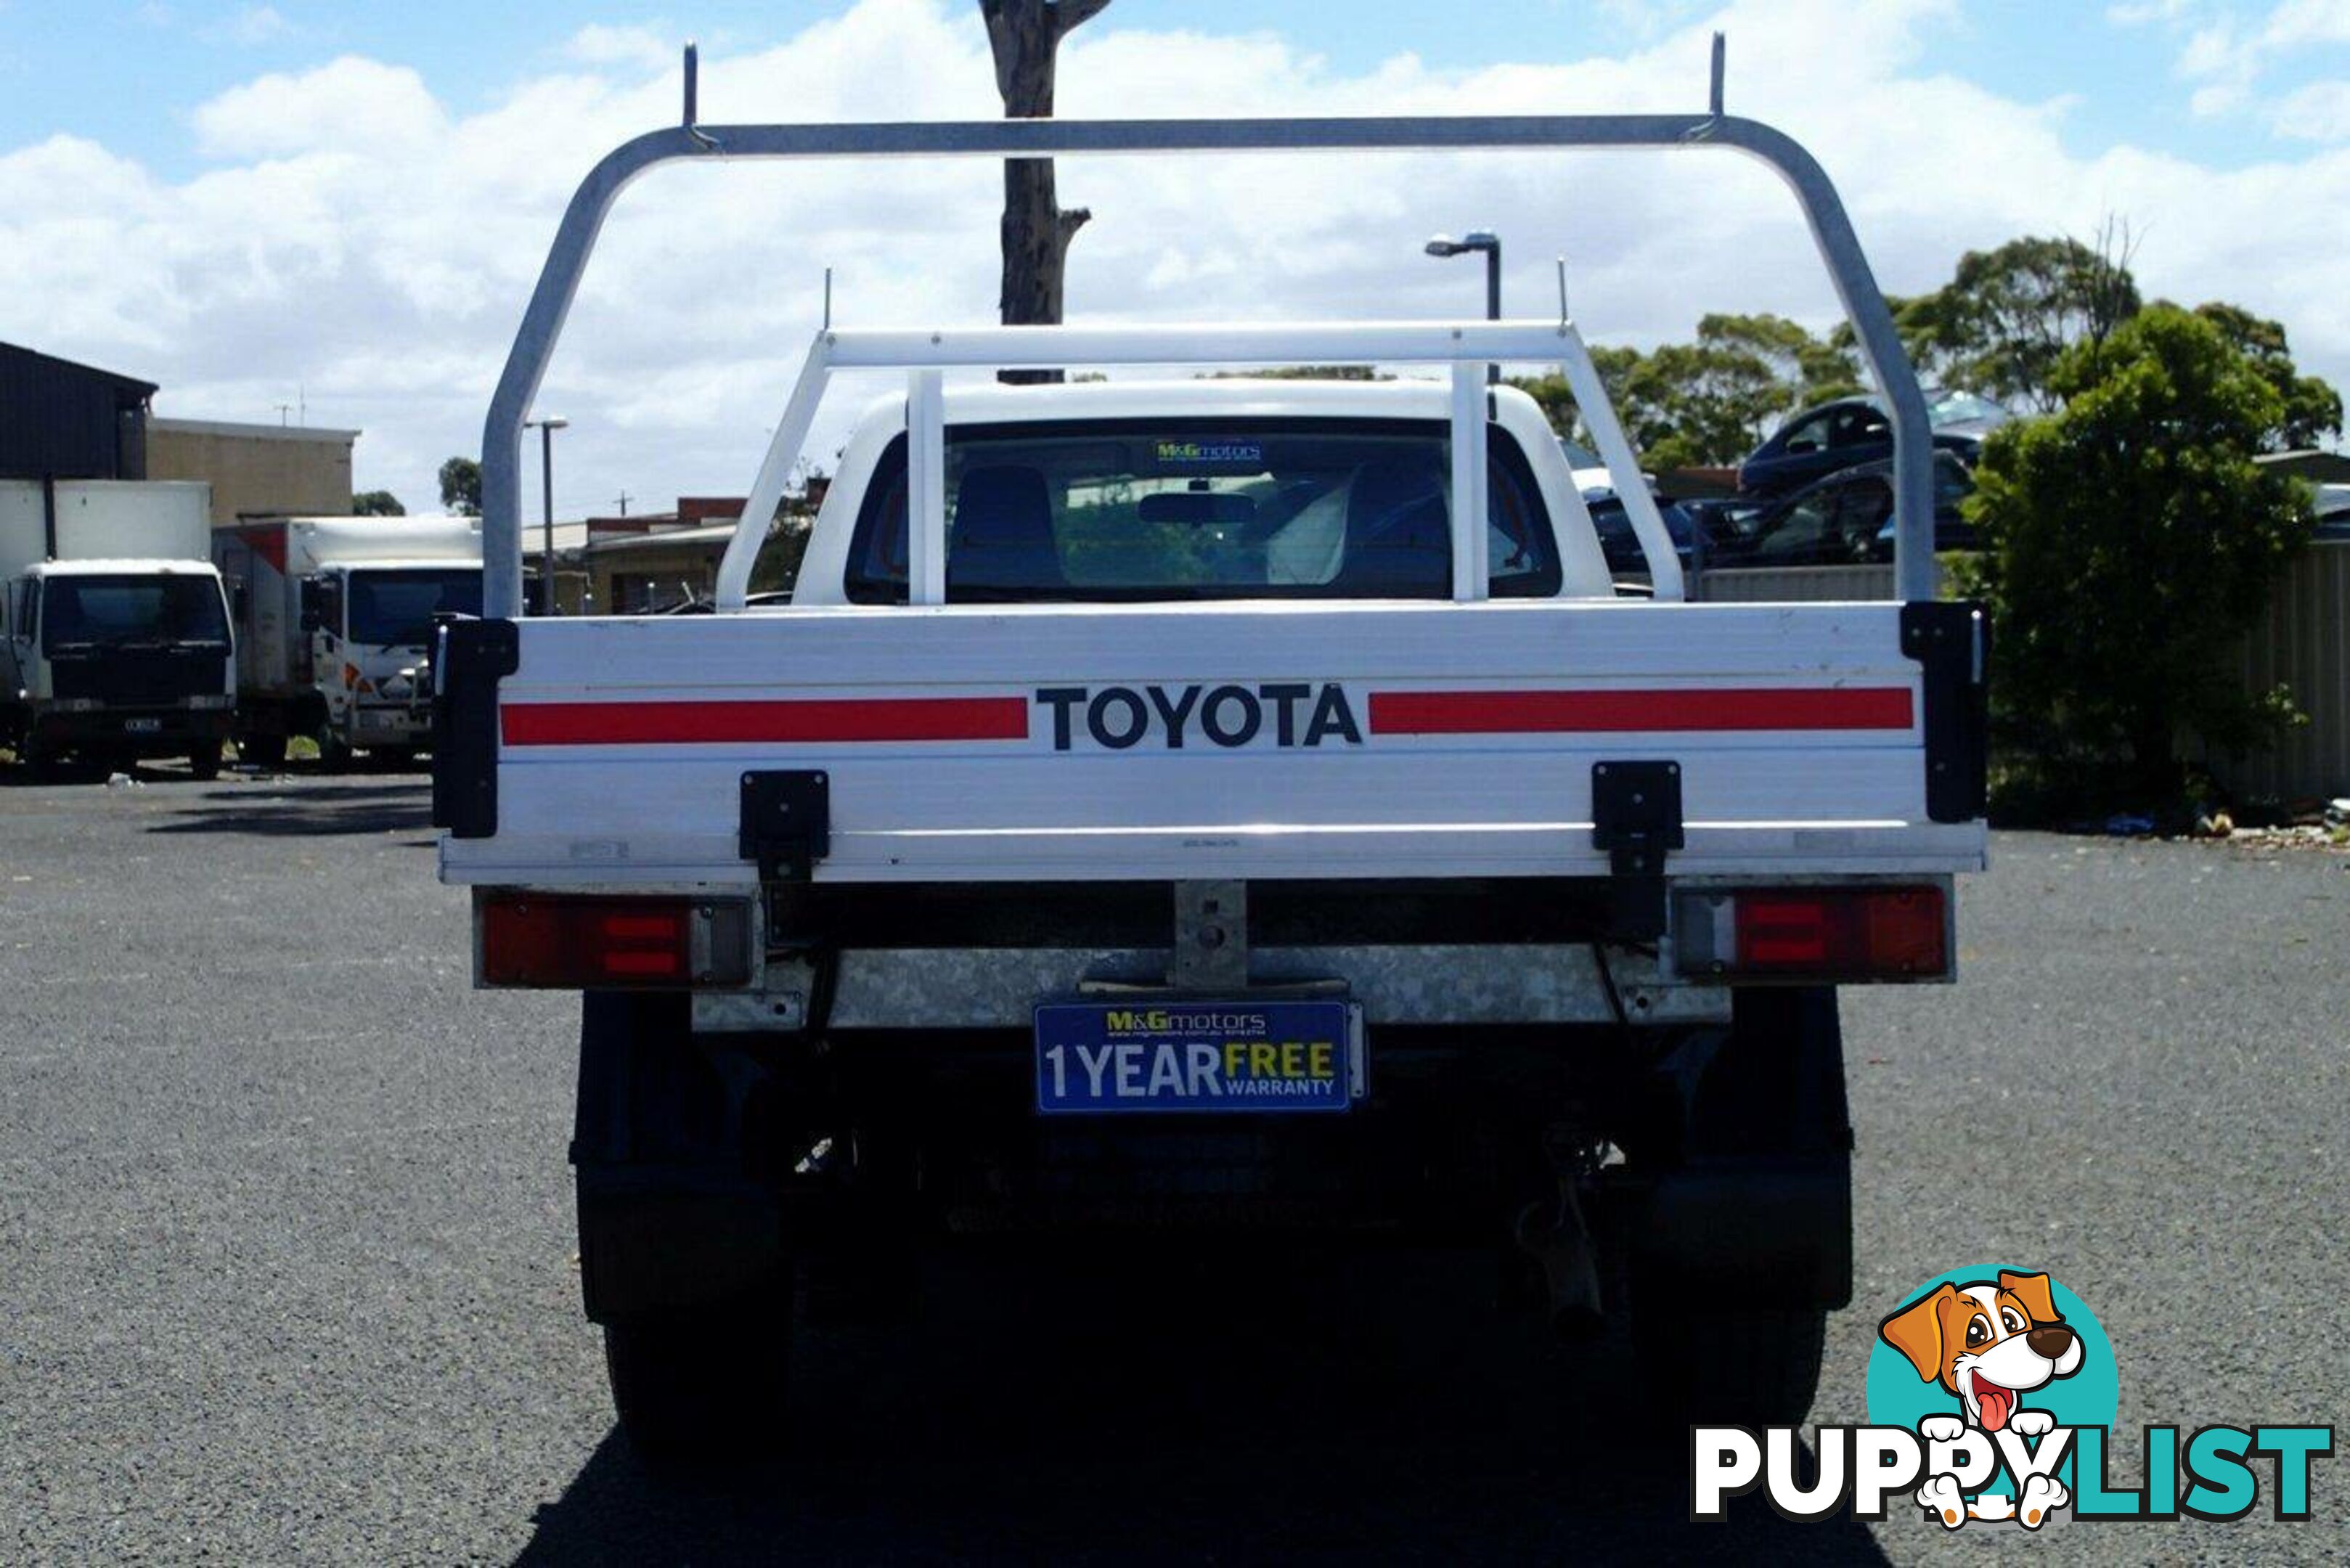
[1737,388,2008,498]
[1710,452,1977,568]
[1588,494,1711,579]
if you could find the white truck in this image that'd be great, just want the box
[433,96,1989,1458]
[1,480,234,775]
[213,515,484,767]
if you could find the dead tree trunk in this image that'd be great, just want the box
[982,0,1110,383]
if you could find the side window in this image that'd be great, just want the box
[1829,407,1890,449]
[1933,455,1973,506]
[1834,478,1894,560]
[1779,413,1828,454]
[1488,433,1562,598]
[1837,477,1893,535]
[1755,498,1833,563]
[301,576,343,637]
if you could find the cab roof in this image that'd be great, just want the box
[856,376,1536,430]
[30,557,221,576]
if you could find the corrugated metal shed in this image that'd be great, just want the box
[0,341,158,481]
[2222,539,2350,803]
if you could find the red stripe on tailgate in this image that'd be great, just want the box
[1368,687,1913,735]
[502,696,1029,746]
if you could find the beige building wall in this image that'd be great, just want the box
[147,417,357,526]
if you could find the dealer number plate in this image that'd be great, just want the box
[1034,999,1363,1116]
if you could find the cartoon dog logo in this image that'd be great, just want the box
[1880,1270,2084,1527]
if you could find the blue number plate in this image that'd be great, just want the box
[1035,1000,1363,1116]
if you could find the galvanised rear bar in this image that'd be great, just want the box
[476,97,1940,617]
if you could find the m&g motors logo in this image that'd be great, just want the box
[1692,1267,2333,1532]
[1154,439,1262,466]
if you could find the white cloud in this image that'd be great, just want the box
[207,4,290,46]
[2106,0,2192,25]
[1588,0,1715,41]
[2175,1,2350,123]
[0,0,2342,515]
[192,56,446,159]
[2262,0,2350,49]
[564,23,678,71]
[2271,79,2350,142]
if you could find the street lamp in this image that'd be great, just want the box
[523,415,568,615]
[1425,230,1502,383]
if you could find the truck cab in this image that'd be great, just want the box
[2,558,235,773]
[216,517,483,767]
[2,481,234,775]
[298,557,482,761]
[791,379,1612,605]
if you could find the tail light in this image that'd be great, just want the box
[1674,883,1950,982]
[477,892,754,989]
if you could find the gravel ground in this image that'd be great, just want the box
[0,766,2343,1564]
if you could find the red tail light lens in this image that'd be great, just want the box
[1681,884,1949,981]
[478,894,752,989]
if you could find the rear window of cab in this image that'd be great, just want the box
[843,417,1562,603]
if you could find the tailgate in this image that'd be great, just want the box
[436,598,1986,887]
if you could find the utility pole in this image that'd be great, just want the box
[1426,230,1504,384]
[523,415,568,616]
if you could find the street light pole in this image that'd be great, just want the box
[1425,229,1503,383]
[523,415,568,615]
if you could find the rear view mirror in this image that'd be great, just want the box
[298,574,337,635]
[1137,491,1257,527]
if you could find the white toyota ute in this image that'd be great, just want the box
[429,95,1989,1458]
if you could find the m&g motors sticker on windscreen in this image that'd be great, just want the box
[1154,438,1264,472]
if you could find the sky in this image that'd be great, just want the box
[0,0,2343,515]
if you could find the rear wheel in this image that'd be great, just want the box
[1631,986,1848,1429]
[1636,1302,1827,1432]
[574,992,798,1461]
[603,1304,791,1460]
[187,743,222,780]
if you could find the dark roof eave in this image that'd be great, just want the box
[0,340,159,399]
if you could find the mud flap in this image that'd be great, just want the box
[1630,1154,1852,1309]
[576,1177,786,1324]
[571,990,789,1324]
[1632,984,1852,1309]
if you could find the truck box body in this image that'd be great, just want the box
[1,481,232,767]
[444,382,1983,894]
[444,599,1980,891]
[216,515,482,758]
[0,478,211,572]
